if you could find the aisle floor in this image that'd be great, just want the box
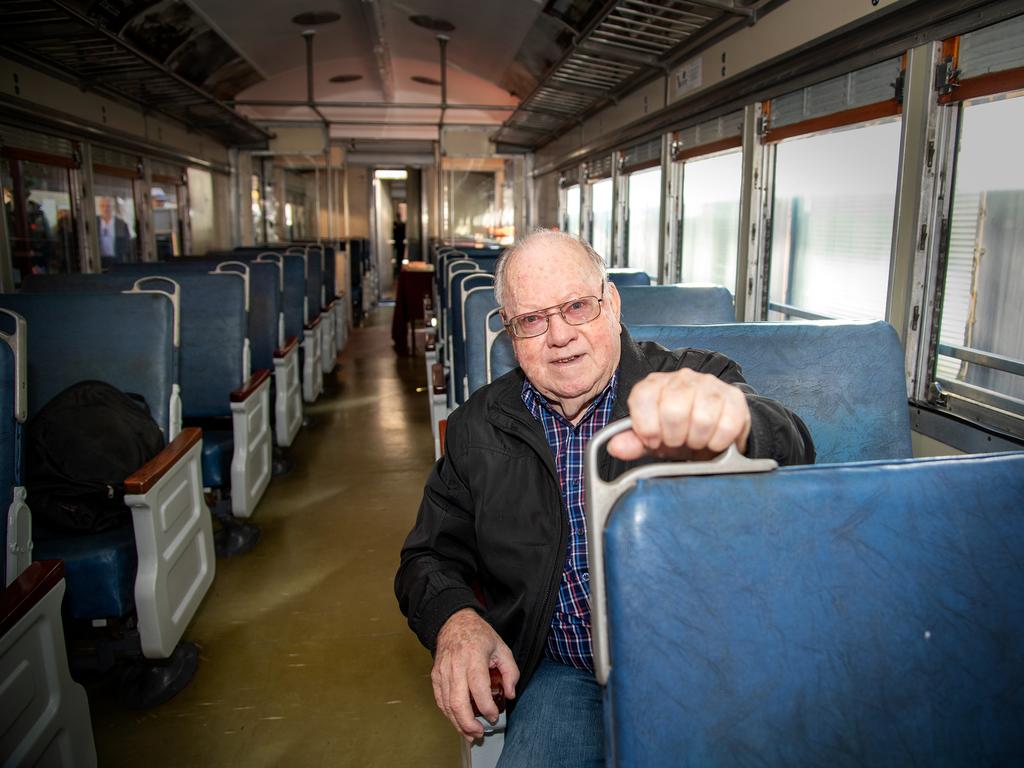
[89,307,460,767]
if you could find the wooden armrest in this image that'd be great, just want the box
[230,368,272,402]
[304,316,322,331]
[125,427,202,495]
[432,362,447,395]
[439,419,447,457]
[470,668,507,717]
[1,560,64,637]
[274,336,299,358]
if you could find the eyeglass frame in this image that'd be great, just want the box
[501,280,606,339]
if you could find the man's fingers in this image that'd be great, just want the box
[606,429,648,460]
[658,374,697,448]
[448,674,485,739]
[627,374,667,450]
[467,664,498,723]
[493,648,520,700]
[706,390,751,453]
[685,384,724,451]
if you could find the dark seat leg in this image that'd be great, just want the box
[208,494,261,557]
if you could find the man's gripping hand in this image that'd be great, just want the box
[432,608,519,741]
[607,369,752,460]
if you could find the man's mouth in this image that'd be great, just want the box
[551,354,582,365]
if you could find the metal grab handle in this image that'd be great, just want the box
[213,261,251,312]
[127,277,181,348]
[254,253,285,292]
[0,308,28,421]
[585,417,779,685]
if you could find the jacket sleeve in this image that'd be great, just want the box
[394,411,485,652]
[672,348,816,466]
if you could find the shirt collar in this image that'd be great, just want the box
[522,369,619,429]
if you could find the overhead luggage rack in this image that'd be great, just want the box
[0,0,271,148]
[495,0,766,148]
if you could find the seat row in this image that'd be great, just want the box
[423,244,1024,767]
[0,242,350,759]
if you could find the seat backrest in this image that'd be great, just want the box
[464,286,499,396]
[607,269,651,287]
[451,272,494,405]
[487,284,738,384]
[22,271,246,420]
[597,448,1024,766]
[628,321,912,462]
[115,259,280,373]
[0,292,177,437]
[616,284,734,325]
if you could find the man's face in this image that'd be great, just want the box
[503,240,621,421]
[98,197,112,221]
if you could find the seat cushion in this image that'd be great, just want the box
[34,526,137,619]
[201,430,234,489]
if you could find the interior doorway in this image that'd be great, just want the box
[373,168,422,297]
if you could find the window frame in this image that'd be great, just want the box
[909,32,1024,439]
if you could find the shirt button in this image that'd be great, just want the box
[582,573,589,581]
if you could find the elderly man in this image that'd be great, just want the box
[396,231,814,766]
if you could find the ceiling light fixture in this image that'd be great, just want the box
[411,75,442,86]
[329,74,363,83]
[409,15,455,33]
[291,11,341,25]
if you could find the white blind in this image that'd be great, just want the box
[958,14,1024,79]
[769,59,901,131]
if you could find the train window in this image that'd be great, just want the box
[589,177,613,261]
[450,170,497,243]
[152,180,183,257]
[768,119,901,320]
[565,183,581,237]
[626,166,661,281]
[187,167,215,256]
[8,160,79,279]
[250,173,263,241]
[93,174,139,265]
[934,92,1024,423]
[680,149,741,291]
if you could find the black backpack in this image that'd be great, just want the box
[25,380,166,537]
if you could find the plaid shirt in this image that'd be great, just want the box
[521,370,619,673]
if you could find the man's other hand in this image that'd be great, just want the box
[607,369,751,460]
[432,608,519,741]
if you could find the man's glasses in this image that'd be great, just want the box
[503,282,605,339]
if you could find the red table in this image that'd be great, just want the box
[391,262,435,355]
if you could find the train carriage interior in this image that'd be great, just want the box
[1,0,1022,765]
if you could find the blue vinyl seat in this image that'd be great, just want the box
[576,319,1009,766]
[0,292,214,679]
[450,272,494,405]
[464,286,499,395]
[588,437,1024,766]
[1,307,96,762]
[23,271,272,519]
[627,321,912,463]
[607,269,651,286]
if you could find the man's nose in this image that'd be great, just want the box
[545,312,577,346]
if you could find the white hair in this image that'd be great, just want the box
[494,230,607,310]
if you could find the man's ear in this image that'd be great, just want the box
[606,280,621,321]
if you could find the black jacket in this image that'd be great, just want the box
[395,326,814,693]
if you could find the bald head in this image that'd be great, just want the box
[494,230,607,310]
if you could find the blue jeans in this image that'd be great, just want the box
[496,658,605,768]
